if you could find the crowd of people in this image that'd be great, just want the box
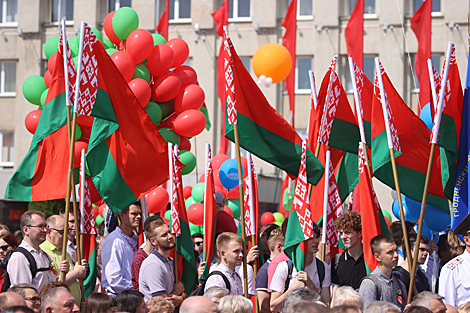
[0,192,468,313]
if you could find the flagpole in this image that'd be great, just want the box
[203,143,209,264]
[408,42,452,304]
[321,150,331,262]
[375,58,414,285]
[168,142,178,281]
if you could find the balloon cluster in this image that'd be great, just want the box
[260,211,285,227]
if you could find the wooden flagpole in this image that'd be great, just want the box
[408,42,452,304]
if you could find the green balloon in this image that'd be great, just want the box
[199,105,211,131]
[164,209,171,220]
[23,75,47,105]
[106,48,119,56]
[191,182,205,203]
[68,37,79,57]
[189,222,200,235]
[73,167,80,185]
[273,212,285,223]
[78,27,104,43]
[274,221,282,227]
[102,38,115,49]
[44,36,60,59]
[112,7,139,40]
[133,64,151,82]
[96,215,104,225]
[75,125,82,141]
[158,128,180,145]
[180,150,196,175]
[152,34,167,45]
[227,198,241,219]
[144,101,163,126]
[158,100,174,119]
[381,209,392,222]
[40,89,49,107]
[185,196,197,209]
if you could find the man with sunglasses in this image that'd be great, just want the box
[7,210,58,291]
[40,215,87,307]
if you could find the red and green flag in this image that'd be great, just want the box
[155,0,170,40]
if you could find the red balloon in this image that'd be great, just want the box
[212,154,230,172]
[172,109,206,137]
[48,53,58,74]
[187,203,204,225]
[147,44,174,77]
[152,73,181,102]
[92,205,99,218]
[161,112,179,128]
[111,51,135,82]
[261,212,276,226]
[129,78,151,107]
[227,185,240,199]
[198,174,205,183]
[86,176,102,204]
[183,186,193,200]
[179,136,191,151]
[126,29,154,64]
[214,170,224,189]
[74,141,88,167]
[104,11,121,45]
[44,71,52,88]
[25,110,42,134]
[77,114,94,128]
[147,187,169,214]
[215,186,228,198]
[167,38,190,68]
[223,205,233,217]
[172,66,197,87]
[174,84,205,113]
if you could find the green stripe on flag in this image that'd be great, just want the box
[336,152,359,202]
[284,211,307,271]
[83,246,97,298]
[177,219,198,295]
[329,118,361,154]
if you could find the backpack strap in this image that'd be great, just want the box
[14,247,50,279]
[360,274,382,300]
[332,252,343,273]
[393,266,411,294]
[208,270,231,292]
[283,260,294,293]
[316,258,325,290]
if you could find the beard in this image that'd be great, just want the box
[158,240,175,251]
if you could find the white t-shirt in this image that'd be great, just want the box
[270,258,331,293]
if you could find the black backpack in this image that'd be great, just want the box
[359,274,382,299]
[190,270,231,296]
[283,258,325,292]
[0,247,51,292]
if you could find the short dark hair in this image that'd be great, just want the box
[192,233,203,240]
[404,233,429,259]
[370,234,395,255]
[20,210,45,235]
[116,290,144,313]
[403,306,433,313]
[390,221,414,246]
[0,232,19,248]
[83,293,117,313]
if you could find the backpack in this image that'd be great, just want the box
[283,258,326,293]
[190,270,231,296]
[393,266,430,295]
[0,247,51,292]
[359,274,382,300]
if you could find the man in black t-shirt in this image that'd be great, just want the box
[331,211,366,294]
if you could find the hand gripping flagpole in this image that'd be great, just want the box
[408,41,452,304]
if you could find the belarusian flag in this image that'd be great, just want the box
[284,140,315,271]
[79,25,169,215]
[79,149,97,297]
[202,143,217,280]
[371,59,449,212]
[224,31,324,186]
[169,143,197,294]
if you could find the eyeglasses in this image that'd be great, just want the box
[195,241,203,246]
[25,296,41,303]
[27,225,48,231]
[0,245,10,251]
[50,228,65,236]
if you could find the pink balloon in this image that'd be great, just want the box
[129,78,151,107]
[172,109,206,137]
[147,44,174,77]
[152,72,181,102]
[172,66,197,87]
[167,38,190,68]
[173,84,205,113]
[126,29,154,64]
[111,51,135,82]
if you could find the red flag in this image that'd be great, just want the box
[411,0,432,115]
[345,0,364,69]
[244,153,257,237]
[156,0,170,40]
[58,23,76,107]
[212,0,229,154]
[282,0,297,126]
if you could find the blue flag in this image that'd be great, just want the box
[451,52,470,230]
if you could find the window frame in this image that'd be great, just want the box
[413,0,441,14]
[295,56,312,94]
[50,0,74,25]
[108,0,132,13]
[0,0,17,26]
[0,61,16,97]
[297,0,313,21]
[349,0,377,19]
[228,0,251,23]
[169,0,191,24]
[0,131,14,168]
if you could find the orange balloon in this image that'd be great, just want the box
[252,43,292,84]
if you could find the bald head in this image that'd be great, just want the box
[445,305,457,313]
[46,215,64,228]
[0,292,27,310]
[180,296,218,313]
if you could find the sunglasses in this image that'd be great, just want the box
[195,241,203,246]
[50,228,65,236]
[0,245,10,251]
[25,296,41,303]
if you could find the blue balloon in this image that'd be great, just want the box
[419,103,433,131]
[392,195,421,222]
[413,222,438,243]
[424,204,450,232]
[219,159,244,190]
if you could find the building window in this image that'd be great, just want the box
[349,0,375,15]
[0,131,14,168]
[108,0,131,12]
[240,57,250,72]
[410,54,441,92]
[229,0,250,20]
[0,61,16,96]
[295,57,311,92]
[344,55,375,93]
[414,0,440,13]
[51,0,74,23]
[170,0,191,21]
[0,0,17,24]
[298,0,312,18]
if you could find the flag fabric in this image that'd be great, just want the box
[410,0,432,115]
[345,0,364,69]
[224,26,237,126]
[284,140,315,271]
[451,50,470,231]
[224,34,324,185]
[282,0,297,126]
[169,144,197,294]
[137,198,149,248]
[202,143,217,280]
[79,150,97,298]
[82,26,169,215]
[155,0,170,40]
[431,64,442,116]
[58,23,76,107]
[371,61,449,212]
[212,0,229,154]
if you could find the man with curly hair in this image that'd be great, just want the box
[331,211,367,294]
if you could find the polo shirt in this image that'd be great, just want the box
[255,259,271,291]
[139,249,174,302]
[331,251,367,290]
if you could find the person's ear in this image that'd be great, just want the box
[357,230,362,239]
[373,252,381,262]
